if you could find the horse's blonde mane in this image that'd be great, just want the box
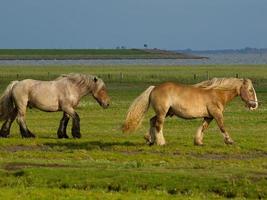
[193,77,244,90]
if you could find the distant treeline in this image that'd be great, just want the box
[177,47,267,54]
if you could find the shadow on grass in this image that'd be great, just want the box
[44,140,137,151]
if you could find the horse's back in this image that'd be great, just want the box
[13,79,56,95]
[12,79,61,112]
[151,82,210,102]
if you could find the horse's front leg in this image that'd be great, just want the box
[63,107,81,138]
[213,112,234,145]
[194,117,213,145]
[0,108,18,137]
[57,112,70,138]
[71,112,80,138]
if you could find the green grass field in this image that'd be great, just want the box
[0,65,266,199]
[0,49,201,60]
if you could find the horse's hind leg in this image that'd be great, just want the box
[16,110,35,138]
[194,117,213,146]
[57,112,70,138]
[0,108,18,137]
[145,115,166,146]
[154,115,166,146]
[144,116,157,145]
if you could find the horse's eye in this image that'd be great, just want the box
[249,89,253,93]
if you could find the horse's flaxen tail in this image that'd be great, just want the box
[0,81,19,120]
[122,86,155,133]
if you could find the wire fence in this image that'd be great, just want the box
[0,72,266,88]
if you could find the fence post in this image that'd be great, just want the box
[235,73,239,78]
[120,73,123,82]
[16,74,19,80]
[206,71,209,80]
[194,74,197,80]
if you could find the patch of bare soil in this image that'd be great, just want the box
[190,151,267,160]
[4,162,72,171]
[249,171,267,182]
[3,144,49,152]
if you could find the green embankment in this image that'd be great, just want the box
[0,49,205,60]
[0,65,266,199]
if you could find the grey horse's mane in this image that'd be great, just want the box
[193,77,244,90]
[56,73,95,87]
[56,73,104,91]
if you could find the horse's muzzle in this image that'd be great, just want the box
[101,103,109,109]
[247,100,258,110]
[93,95,110,109]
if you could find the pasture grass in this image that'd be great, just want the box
[0,64,266,199]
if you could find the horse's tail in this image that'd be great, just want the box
[122,86,155,133]
[0,81,19,120]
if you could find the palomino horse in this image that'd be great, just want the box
[122,78,258,146]
[0,73,110,138]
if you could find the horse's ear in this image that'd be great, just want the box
[94,77,98,82]
[243,79,249,84]
[242,79,251,88]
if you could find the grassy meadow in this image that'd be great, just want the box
[0,49,201,60]
[0,64,266,199]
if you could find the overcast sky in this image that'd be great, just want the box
[0,0,266,50]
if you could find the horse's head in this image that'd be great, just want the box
[239,79,258,110]
[92,77,110,109]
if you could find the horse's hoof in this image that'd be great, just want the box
[148,142,154,146]
[73,134,81,139]
[21,133,35,138]
[58,134,69,139]
[26,130,36,138]
[194,142,204,146]
[22,135,32,138]
[156,141,166,146]
[224,139,234,145]
[144,135,152,144]
[0,131,8,138]
[28,133,36,138]
[194,139,203,146]
[0,134,8,138]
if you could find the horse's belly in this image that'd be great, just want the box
[28,98,59,112]
[172,106,208,119]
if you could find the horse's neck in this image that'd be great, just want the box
[73,82,92,98]
[217,89,238,105]
[80,85,92,97]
